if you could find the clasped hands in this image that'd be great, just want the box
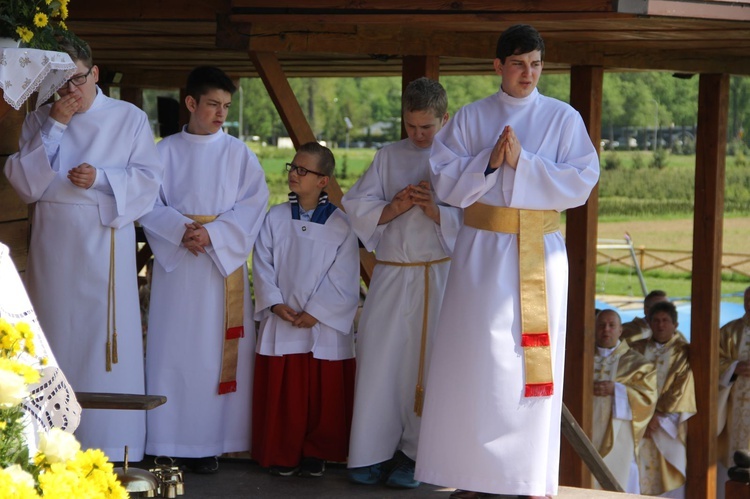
[272,304,319,329]
[593,380,615,397]
[489,125,522,170]
[385,180,440,224]
[182,221,211,256]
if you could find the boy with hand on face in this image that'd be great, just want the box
[139,66,269,474]
[252,142,360,478]
[342,77,461,489]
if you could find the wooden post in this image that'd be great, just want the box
[120,86,143,109]
[400,56,439,139]
[0,90,29,271]
[686,73,729,499]
[562,64,602,488]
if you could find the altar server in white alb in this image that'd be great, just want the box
[252,142,359,478]
[414,25,600,499]
[4,40,162,462]
[343,77,461,489]
[139,66,268,474]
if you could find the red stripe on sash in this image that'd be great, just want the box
[525,382,554,397]
[226,326,244,339]
[219,381,237,394]
[521,332,550,347]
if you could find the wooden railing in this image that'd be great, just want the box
[597,246,750,278]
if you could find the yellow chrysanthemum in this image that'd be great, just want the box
[0,359,41,385]
[33,13,49,28]
[58,21,67,31]
[60,5,68,20]
[0,467,39,499]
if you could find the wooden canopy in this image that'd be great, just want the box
[1,2,746,499]
[65,0,750,88]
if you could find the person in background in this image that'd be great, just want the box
[631,301,696,498]
[717,286,750,499]
[621,290,669,344]
[592,309,657,494]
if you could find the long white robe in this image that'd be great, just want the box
[4,89,162,461]
[139,129,268,457]
[252,202,360,360]
[414,87,599,496]
[342,139,462,466]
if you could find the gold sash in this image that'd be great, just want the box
[375,256,451,415]
[463,203,560,397]
[187,215,245,395]
[106,227,118,371]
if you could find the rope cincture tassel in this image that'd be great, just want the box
[106,227,117,371]
[374,256,450,416]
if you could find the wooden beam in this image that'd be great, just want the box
[686,72,729,499]
[230,0,616,13]
[119,87,143,109]
[400,56,440,139]
[562,64,602,489]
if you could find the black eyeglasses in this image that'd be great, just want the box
[65,67,93,87]
[285,162,327,177]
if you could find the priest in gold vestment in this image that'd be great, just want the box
[717,286,750,499]
[593,310,657,494]
[621,290,669,344]
[631,301,696,498]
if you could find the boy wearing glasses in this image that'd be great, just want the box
[139,66,268,473]
[251,142,360,478]
[342,77,461,489]
[4,40,162,462]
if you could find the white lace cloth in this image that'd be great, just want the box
[0,243,81,449]
[0,48,76,110]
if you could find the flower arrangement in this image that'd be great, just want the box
[0,0,82,51]
[0,318,128,498]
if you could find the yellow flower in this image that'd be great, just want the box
[60,4,69,20]
[41,357,49,366]
[33,13,50,29]
[0,421,6,429]
[0,466,39,498]
[37,428,81,464]
[0,367,29,407]
[58,21,67,31]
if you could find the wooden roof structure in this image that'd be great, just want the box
[1,2,747,499]
[65,0,750,87]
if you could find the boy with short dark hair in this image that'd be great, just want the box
[139,65,269,473]
[252,142,360,478]
[342,77,461,489]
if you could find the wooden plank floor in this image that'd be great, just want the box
[124,457,650,498]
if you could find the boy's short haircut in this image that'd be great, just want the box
[298,142,336,177]
[496,24,545,63]
[59,39,93,68]
[402,77,448,117]
[186,66,237,101]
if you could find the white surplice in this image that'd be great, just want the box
[414,87,599,496]
[4,89,162,461]
[342,138,462,466]
[139,129,268,457]
[252,202,360,360]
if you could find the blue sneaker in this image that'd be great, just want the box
[348,462,384,485]
[385,452,420,489]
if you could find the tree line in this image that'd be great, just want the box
[142,73,750,149]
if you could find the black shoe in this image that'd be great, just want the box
[299,457,325,477]
[269,465,299,477]
[183,456,219,474]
